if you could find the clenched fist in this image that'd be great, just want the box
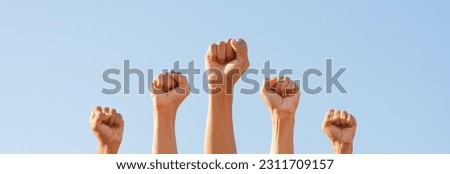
[261,76,301,115]
[205,38,249,93]
[89,106,124,154]
[322,109,357,154]
[151,71,190,111]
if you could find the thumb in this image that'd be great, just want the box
[322,109,336,129]
[260,78,281,107]
[231,38,249,65]
[172,72,190,97]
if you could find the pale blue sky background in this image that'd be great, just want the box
[0,1,449,153]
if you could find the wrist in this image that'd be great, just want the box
[97,143,120,154]
[270,111,295,132]
[270,110,296,121]
[206,71,235,95]
[332,141,353,154]
[153,107,177,124]
[153,102,179,112]
[208,82,234,95]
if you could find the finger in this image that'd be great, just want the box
[102,107,110,114]
[95,106,111,128]
[172,73,190,96]
[161,72,170,92]
[109,108,117,126]
[269,77,278,91]
[285,77,294,96]
[109,108,117,116]
[291,80,301,96]
[322,109,335,127]
[102,106,111,125]
[230,38,249,67]
[168,73,179,95]
[115,113,125,129]
[152,74,163,89]
[108,108,117,127]
[90,106,103,129]
[273,77,281,97]
[346,113,353,127]
[348,114,357,127]
[170,71,180,88]
[166,72,175,91]
[207,43,218,62]
[225,38,235,62]
[217,41,227,64]
[151,74,165,95]
[281,76,290,97]
[263,77,281,97]
[90,106,101,120]
[288,78,300,96]
[334,110,341,127]
[340,110,348,128]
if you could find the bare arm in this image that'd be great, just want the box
[152,107,177,154]
[205,90,236,153]
[261,77,300,154]
[270,111,295,154]
[204,38,249,154]
[151,72,190,154]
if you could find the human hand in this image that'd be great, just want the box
[151,71,190,112]
[205,38,249,93]
[89,106,124,154]
[151,71,189,154]
[322,109,357,144]
[260,76,300,116]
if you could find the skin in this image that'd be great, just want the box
[89,106,125,154]
[322,109,357,154]
[151,71,190,154]
[261,77,300,154]
[204,38,250,154]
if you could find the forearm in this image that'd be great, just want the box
[152,107,177,154]
[270,111,295,154]
[204,91,236,154]
[332,141,353,154]
[97,143,120,154]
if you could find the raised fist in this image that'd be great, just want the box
[151,71,190,110]
[322,109,357,144]
[89,106,124,153]
[260,76,300,115]
[205,38,250,90]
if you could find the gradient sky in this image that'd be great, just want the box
[0,1,449,154]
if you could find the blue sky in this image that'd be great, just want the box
[0,1,449,153]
